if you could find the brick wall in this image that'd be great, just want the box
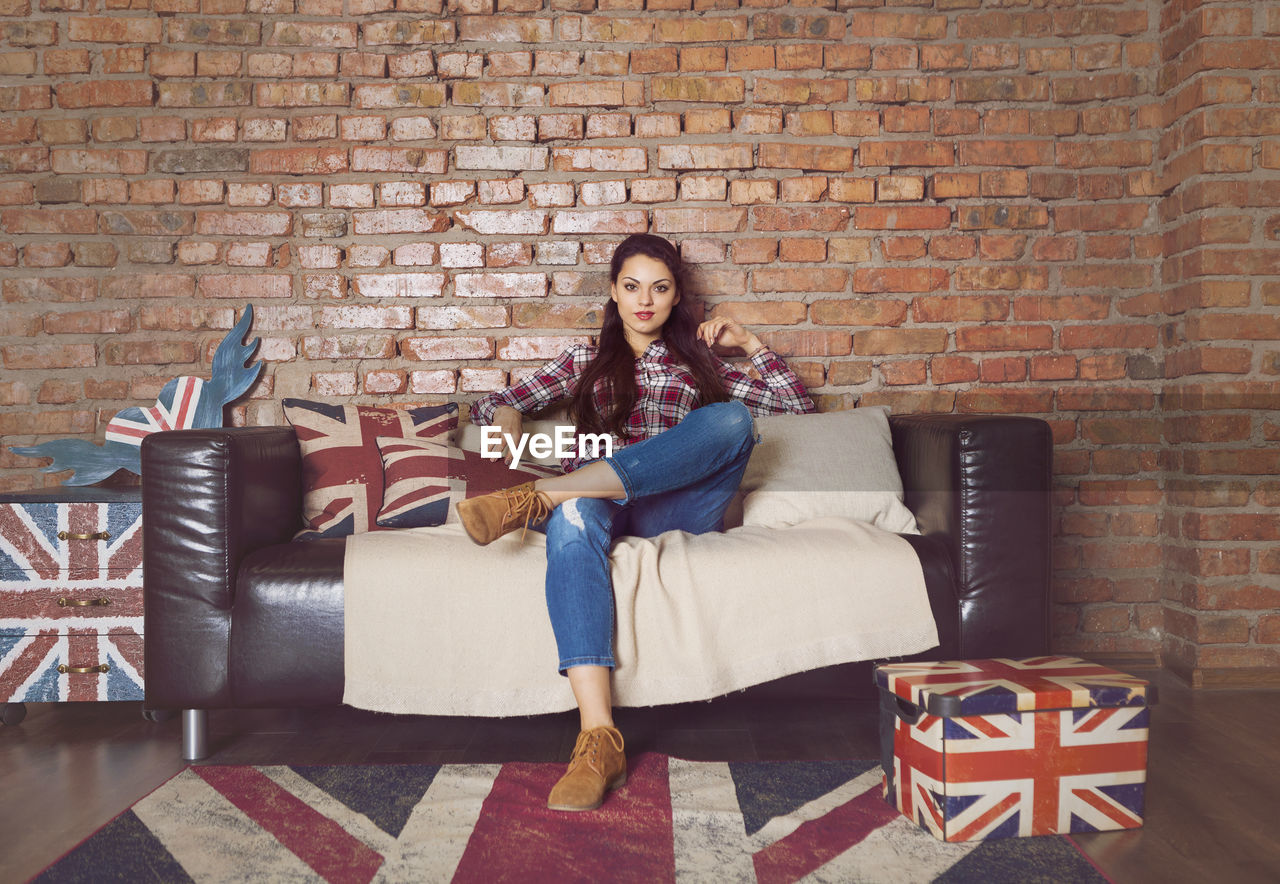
[1154,0,1280,686]
[1,0,1276,685]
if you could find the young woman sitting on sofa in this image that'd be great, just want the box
[462,232,817,812]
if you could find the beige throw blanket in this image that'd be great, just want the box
[343,517,938,717]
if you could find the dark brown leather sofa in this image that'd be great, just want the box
[141,413,1053,761]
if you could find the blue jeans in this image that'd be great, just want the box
[535,400,758,673]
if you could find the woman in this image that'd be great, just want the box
[462,233,816,812]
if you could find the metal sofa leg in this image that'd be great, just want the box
[182,709,209,761]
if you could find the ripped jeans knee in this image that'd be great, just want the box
[543,496,622,673]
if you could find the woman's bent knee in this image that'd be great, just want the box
[704,400,755,452]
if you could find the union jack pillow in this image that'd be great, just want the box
[282,399,458,539]
[375,435,561,529]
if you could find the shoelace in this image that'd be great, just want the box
[501,484,553,542]
[569,727,624,773]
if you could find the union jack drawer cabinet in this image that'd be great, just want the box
[875,656,1156,842]
[1,487,144,718]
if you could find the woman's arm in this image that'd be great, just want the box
[698,318,816,416]
[468,343,588,426]
[470,344,590,464]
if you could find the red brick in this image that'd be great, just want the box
[653,17,747,43]
[651,76,745,104]
[955,204,1049,230]
[1031,355,1079,381]
[859,141,955,167]
[853,268,949,294]
[455,273,547,299]
[400,336,493,361]
[657,144,753,170]
[756,331,852,358]
[42,309,131,335]
[513,303,605,329]
[1013,295,1110,321]
[882,236,927,261]
[876,359,924,386]
[351,209,450,235]
[552,209,650,232]
[103,340,197,366]
[931,355,979,385]
[311,372,357,398]
[363,370,407,395]
[980,357,1028,383]
[730,238,778,264]
[854,328,948,356]
[2,209,98,236]
[955,325,1053,352]
[56,79,154,109]
[1061,324,1160,350]
[321,306,413,330]
[777,238,826,263]
[0,410,95,437]
[497,335,592,361]
[758,142,853,172]
[1163,414,1253,444]
[1183,513,1280,543]
[1080,540,1162,570]
[957,266,1049,292]
[956,388,1055,414]
[1057,388,1157,412]
[911,296,1008,323]
[653,208,747,234]
[753,78,848,105]
[753,268,847,293]
[1056,203,1150,231]
[407,370,456,395]
[2,344,96,370]
[854,206,951,230]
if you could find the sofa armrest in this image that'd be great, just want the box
[141,426,302,707]
[889,414,1052,658]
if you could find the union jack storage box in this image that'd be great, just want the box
[874,656,1156,842]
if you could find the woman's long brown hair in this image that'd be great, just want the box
[570,233,729,439]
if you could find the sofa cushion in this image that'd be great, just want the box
[738,406,919,534]
[282,399,457,539]
[375,435,561,529]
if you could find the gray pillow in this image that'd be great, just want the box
[737,407,919,534]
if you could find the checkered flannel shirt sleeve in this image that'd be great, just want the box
[717,346,817,416]
[469,344,589,426]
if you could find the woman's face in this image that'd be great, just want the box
[610,253,680,356]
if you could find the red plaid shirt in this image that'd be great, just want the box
[470,340,816,472]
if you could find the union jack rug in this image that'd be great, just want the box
[33,755,1108,883]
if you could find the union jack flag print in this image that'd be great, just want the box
[35,753,1111,882]
[0,496,145,703]
[103,375,206,446]
[876,657,1154,842]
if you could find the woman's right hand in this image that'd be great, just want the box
[492,405,525,466]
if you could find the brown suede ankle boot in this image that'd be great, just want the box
[547,725,627,812]
[456,481,554,545]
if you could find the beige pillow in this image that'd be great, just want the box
[737,407,919,534]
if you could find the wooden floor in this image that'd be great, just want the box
[3,667,1277,883]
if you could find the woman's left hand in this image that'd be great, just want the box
[698,317,762,355]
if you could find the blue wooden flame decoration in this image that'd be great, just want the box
[9,305,263,486]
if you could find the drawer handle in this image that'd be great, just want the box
[58,597,111,608]
[58,531,111,542]
[58,664,110,674]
